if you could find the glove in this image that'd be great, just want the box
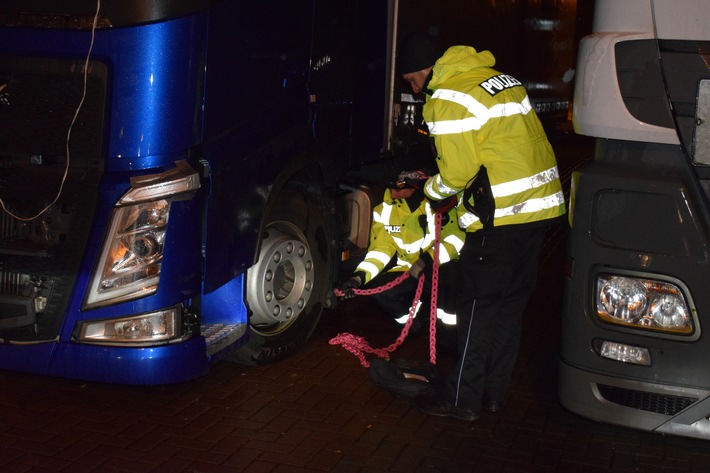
[408,252,433,279]
[339,272,364,299]
[429,194,457,214]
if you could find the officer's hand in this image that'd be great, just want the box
[429,195,457,214]
[408,252,433,279]
[339,274,363,299]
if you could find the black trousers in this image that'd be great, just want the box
[444,225,548,410]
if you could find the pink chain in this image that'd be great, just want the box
[428,212,441,364]
[332,271,409,298]
[329,212,443,367]
[329,274,425,367]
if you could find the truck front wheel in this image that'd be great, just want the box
[229,184,332,365]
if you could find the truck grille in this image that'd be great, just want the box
[0,55,106,341]
[598,384,697,416]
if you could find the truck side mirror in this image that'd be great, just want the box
[693,79,710,165]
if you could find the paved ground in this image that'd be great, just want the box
[3,132,710,472]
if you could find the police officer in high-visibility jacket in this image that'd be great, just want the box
[398,34,566,421]
[340,170,465,334]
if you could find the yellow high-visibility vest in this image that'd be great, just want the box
[422,46,566,232]
[356,188,464,284]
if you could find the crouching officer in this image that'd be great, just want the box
[339,170,464,338]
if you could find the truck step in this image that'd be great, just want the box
[201,323,247,356]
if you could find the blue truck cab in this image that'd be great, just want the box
[0,0,586,385]
[0,0,398,384]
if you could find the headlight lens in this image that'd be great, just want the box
[595,274,692,334]
[77,307,181,345]
[84,200,170,308]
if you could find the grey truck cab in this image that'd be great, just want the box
[559,0,710,440]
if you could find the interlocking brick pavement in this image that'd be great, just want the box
[3,133,710,472]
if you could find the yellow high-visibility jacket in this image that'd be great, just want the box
[422,46,566,232]
[355,189,465,284]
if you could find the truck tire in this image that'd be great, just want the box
[228,183,333,365]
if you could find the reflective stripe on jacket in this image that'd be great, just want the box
[355,189,465,284]
[422,46,566,232]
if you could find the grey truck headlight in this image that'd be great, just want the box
[595,274,693,335]
[84,161,199,309]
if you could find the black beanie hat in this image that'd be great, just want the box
[398,33,441,74]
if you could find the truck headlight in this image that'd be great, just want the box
[84,200,169,308]
[595,274,693,334]
[76,307,182,345]
[83,161,199,309]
